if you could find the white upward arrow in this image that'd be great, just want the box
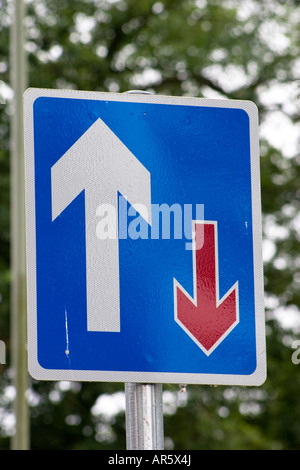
[51,118,152,332]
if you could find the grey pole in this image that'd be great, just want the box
[10,0,29,450]
[125,383,164,450]
[123,90,164,451]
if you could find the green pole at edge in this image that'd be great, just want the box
[10,0,29,450]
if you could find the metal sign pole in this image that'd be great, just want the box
[10,0,29,450]
[125,383,164,450]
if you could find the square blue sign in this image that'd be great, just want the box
[24,89,266,385]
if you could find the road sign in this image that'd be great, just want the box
[24,88,266,385]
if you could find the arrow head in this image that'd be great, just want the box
[174,221,239,355]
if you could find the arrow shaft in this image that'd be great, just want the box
[195,222,217,307]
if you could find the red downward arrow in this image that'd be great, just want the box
[174,221,239,355]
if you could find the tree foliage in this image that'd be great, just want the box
[0,0,300,449]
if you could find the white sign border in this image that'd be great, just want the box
[24,88,266,386]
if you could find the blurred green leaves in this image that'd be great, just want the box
[0,0,300,449]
